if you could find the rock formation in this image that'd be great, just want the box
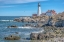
[30,33,38,40]
[4,35,20,40]
[30,26,64,40]
[14,11,64,27]
[7,25,17,28]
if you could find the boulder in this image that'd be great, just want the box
[49,35,54,38]
[30,33,49,40]
[4,35,20,40]
[30,33,38,40]
[54,20,64,27]
[7,25,17,28]
[38,33,49,40]
[14,18,21,22]
[38,33,44,40]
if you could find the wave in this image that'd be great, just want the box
[18,27,34,29]
[32,29,44,33]
[0,20,13,22]
[5,26,34,29]
[23,29,44,35]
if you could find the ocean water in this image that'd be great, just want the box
[0,16,44,42]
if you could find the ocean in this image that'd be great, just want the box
[0,16,44,42]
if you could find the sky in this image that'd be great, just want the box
[0,0,64,16]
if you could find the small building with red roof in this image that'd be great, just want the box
[46,10,56,16]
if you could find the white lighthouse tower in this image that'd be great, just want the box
[37,2,41,16]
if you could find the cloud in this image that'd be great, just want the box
[0,6,14,8]
[0,0,47,4]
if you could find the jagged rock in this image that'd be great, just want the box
[30,33,38,40]
[14,18,21,22]
[30,33,49,40]
[48,14,64,27]
[38,33,44,40]
[4,35,20,40]
[49,35,54,38]
[7,25,17,28]
[55,20,64,27]
[13,12,64,27]
[14,15,49,23]
[38,33,49,40]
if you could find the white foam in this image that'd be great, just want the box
[5,26,34,29]
[23,29,44,35]
[0,20,13,22]
[18,27,34,29]
[32,29,44,33]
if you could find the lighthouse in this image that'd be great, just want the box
[37,2,41,16]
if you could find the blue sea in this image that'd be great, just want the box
[0,16,44,42]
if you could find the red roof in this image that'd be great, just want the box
[46,10,56,15]
[32,14,37,16]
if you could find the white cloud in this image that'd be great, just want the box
[0,6,14,8]
[0,0,47,4]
